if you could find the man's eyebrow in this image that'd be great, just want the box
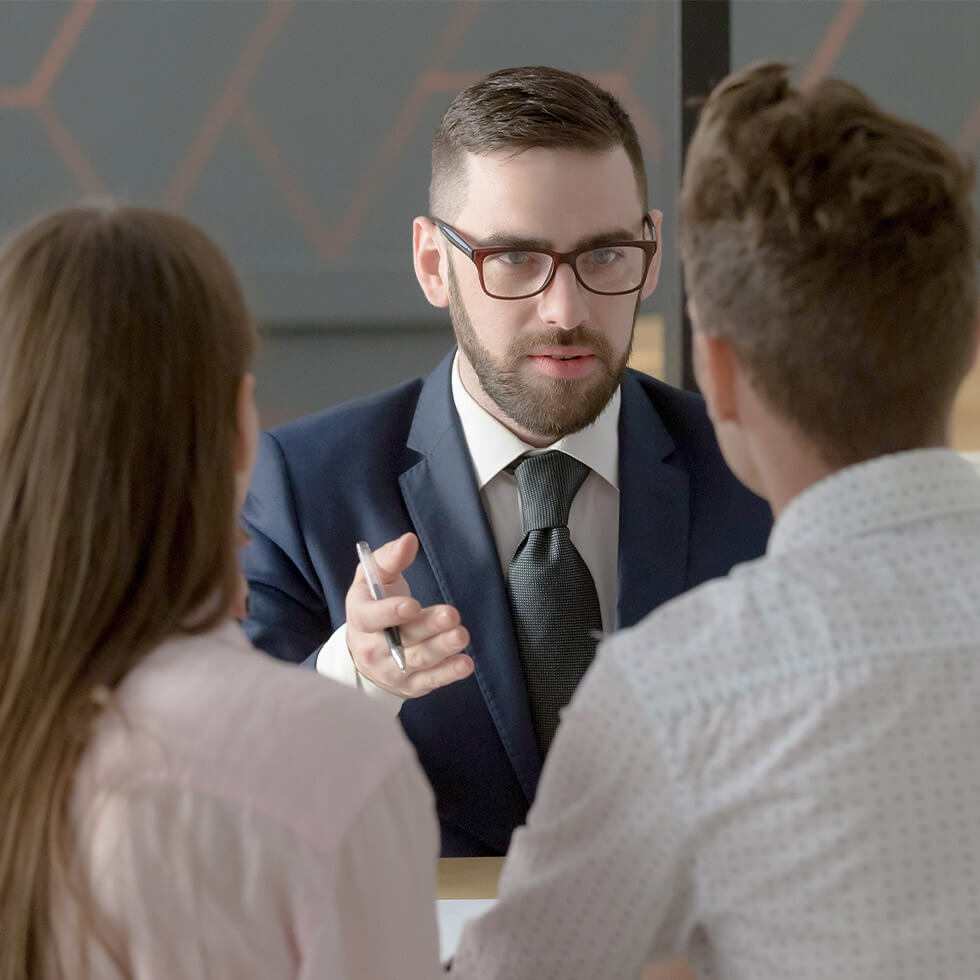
[478,227,640,251]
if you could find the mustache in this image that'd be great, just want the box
[507,327,616,361]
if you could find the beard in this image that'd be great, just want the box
[447,263,635,441]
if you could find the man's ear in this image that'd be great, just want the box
[639,209,664,300]
[692,326,738,425]
[413,217,449,309]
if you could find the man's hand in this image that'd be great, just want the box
[346,532,473,697]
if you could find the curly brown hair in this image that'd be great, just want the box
[680,61,978,466]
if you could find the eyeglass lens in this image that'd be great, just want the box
[482,245,648,298]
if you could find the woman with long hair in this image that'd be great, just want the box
[0,205,440,979]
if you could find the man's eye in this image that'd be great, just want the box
[589,248,622,266]
[493,251,530,266]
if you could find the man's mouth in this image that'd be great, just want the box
[527,347,598,379]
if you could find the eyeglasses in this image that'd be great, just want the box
[434,216,658,300]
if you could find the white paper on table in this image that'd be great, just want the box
[436,898,497,960]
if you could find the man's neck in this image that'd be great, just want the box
[760,448,837,520]
[748,415,952,519]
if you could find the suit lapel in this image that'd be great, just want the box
[616,371,690,629]
[400,354,542,801]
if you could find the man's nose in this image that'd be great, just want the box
[536,261,589,331]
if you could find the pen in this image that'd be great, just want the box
[355,540,407,671]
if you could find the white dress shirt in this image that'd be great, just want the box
[316,352,621,703]
[51,621,441,979]
[451,449,980,979]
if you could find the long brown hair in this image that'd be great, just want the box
[0,205,256,978]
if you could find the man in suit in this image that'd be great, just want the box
[242,66,772,857]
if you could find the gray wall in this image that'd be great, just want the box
[0,0,682,426]
[732,0,980,216]
[3,1,978,425]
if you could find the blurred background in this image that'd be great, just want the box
[2,0,978,440]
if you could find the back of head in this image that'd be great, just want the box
[430,65,648,219]
[0,204,255,977]
[679,61,978,467]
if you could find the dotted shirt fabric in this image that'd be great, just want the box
[452,449,980,980]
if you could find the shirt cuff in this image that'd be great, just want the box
[315,625,405,716]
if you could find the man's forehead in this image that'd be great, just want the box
[456,145,646,241]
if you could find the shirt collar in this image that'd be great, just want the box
[768,448,980,557]
[450,350,620,491]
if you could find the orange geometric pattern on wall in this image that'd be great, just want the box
[0,0,667,265]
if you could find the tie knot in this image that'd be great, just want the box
[511,451,590,532]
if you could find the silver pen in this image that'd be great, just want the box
[355,540,407,671]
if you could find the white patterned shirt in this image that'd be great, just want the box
[451,449,980,980]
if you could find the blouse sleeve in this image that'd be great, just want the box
[300,753,442,980]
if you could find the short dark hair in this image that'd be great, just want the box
[680,61,978,467]
[430,65,648,219]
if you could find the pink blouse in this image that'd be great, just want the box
[49,621,441,978]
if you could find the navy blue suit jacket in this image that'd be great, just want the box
[241,351,772,855]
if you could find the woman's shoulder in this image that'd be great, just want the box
[82,622,420,854]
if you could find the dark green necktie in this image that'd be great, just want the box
[507,451,603,755]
